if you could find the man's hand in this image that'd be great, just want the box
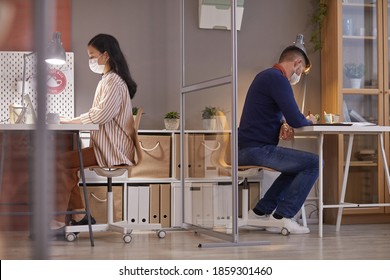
[279,122,294,141]
[306,113,320,124]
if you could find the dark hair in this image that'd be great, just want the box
[279,45,310,70]
[88,34,137,99]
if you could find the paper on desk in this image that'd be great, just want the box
[343,122,377,126]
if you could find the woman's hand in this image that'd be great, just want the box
[60,117,82,124]
[60,116,72,124]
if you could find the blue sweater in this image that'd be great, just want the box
[238,67,311,147]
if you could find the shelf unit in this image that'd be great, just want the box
[321,0,390,224]
[81,129,262,230]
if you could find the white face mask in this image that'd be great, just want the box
[89,56,105,74]
[289,72,301,85]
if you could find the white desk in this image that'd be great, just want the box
[0,123,98,131]
[0,123,99,245]
[295,124,390,237]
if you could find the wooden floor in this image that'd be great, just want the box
[1,223,390,260]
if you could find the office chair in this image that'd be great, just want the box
[210,116,307,236]
[65,108,166,243]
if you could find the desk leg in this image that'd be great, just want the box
[336,134,354,232]
[76,132,94,246]
[379,133,390,194]
[318,134,324,237]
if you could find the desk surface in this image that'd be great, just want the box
[295,124,390,134]
[0,123,99,131]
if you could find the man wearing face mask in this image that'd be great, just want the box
[238,40,318,235]
[47,34,137,238]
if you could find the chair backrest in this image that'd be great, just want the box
[210,110,232,170]
[210,110,275,174]
[131,107,143,166]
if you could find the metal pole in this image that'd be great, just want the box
[230,0,239,243]
[180,0,185,227]
[32,0,55,259]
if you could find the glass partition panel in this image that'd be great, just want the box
[183,87,234,236]
[183,0,232,86]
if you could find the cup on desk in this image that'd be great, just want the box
[324,113,340,124]
[46,113,60,124]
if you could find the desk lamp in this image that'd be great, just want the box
[15,32,66,123]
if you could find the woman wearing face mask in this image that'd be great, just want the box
[51,34,137,236]
[238,43,318,235]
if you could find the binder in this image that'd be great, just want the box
[184,183,193,224]
[202,183,214,227]
[214,183,232,221]
[171,183,183,228]
[149,184,160,224]
[193,134,205,177]
[248,182,260,210]
[159,184,171,228]
[222,184,233,220]
[203,140,218,177]
[191,183,203,225]
[238,181,260,217]
[174,134,189,179]
[138,186,150,224]
[127,187,139,224]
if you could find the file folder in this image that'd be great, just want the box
[127,187,139,224]
[138,186,150,224]
[159,184,171,228]
[171,183,183,228]
[190,183,203,225]
[202,183,214,227]
[149,184,160,224]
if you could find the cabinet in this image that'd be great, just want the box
[321,0,390,224]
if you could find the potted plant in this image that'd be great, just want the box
[344,63,365,88]
[201,106,218,130]
[164,111,180,130]
[132,106,144,121]
[309,1,328,52]
[132,106,139,116]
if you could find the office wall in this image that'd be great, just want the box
[0,0,71,51]
[71,0,321,129]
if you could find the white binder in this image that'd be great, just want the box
[138,186,150,224]
[127,187,139,224]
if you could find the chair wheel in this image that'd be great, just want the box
[66,233,77,242]
[157,230,166,239]
[281,227,290,236]
[123,234,132,243]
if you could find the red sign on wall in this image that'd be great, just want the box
[47,69,67,94]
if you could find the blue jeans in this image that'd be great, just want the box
[238,145,319,218]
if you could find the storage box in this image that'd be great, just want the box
[79,186,123,224]
[128,135,171,178]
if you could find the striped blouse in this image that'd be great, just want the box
[79,71,135,167]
